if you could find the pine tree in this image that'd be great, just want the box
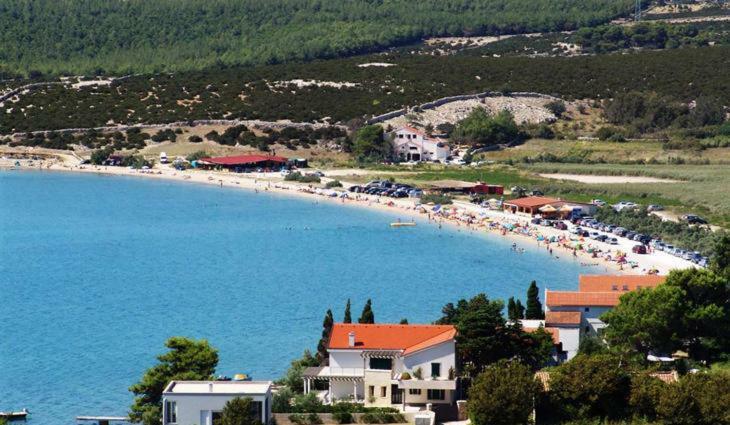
[316,309,334,364]
[358,299,375,324]
[515,299,525,320]
[399,318,408,324]
[343,299,352,324]
[525,281,544,319]
[507,297,517,320]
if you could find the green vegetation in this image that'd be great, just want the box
[602,267,730,363]
[354,126,390,163]
[419,194,454,205]
[325,180,343,188]
[525,281,545,320]
[451,108,522,147]
[594,207,724,256]
[129,337,218,425]
[316,309,334,364]
[3,45,728,133]
[0,0,635,76]
[574,21,730,54]
[221,397,262,425]
[468,361,539,425]
[358,299,375,324]
[285,172,322,183]
[436,293,554,376]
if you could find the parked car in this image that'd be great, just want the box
[613,201,638,212]
[625,231,637,240]
[591,199,607,207]
[632,245,647,254]
[555,222,568,230]
[608,237,619,245]
[590,232,600,239]
[682,214,708,225]
[596,235,609,242]
[647,204,664,212]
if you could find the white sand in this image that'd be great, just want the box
[2,157,696,276]
[539,173,680,184]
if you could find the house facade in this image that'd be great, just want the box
[392,127,450,163]
[162,381,273,425]
[303,324,457,408]
[533,275,666,361]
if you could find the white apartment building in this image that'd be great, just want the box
[302,323,457,408]
[162,380,273,425]
[392,127,450,162]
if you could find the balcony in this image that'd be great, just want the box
[302,366,365,379]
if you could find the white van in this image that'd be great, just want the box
[160,152,168,164]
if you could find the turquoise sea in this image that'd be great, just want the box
[0,170,603,424]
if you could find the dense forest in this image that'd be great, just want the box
[0,0,636,76]
[1,45,728,134]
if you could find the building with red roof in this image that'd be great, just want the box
[392,127,450,163]
[537,274,667,362]
[578,274,665,293]
[302,323,457,408]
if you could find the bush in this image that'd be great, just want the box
[360,412,406,424]
[545,100,567,117]
[325,180,343,188]
[656,371,730,425]
[420,194,453,205]
[332,412,353,424]
[189,135,203,143]
[468,361,539,425]
[399,371,411,380]
[285,172,321,183]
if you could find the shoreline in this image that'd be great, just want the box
[2,159,697,275]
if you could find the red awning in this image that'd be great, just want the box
[200,155,288,166]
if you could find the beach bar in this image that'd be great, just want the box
[196,155,288,172]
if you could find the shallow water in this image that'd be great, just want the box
[0,170,603,424]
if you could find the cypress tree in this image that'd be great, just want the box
[525,281,544,319]
[515,299,525,320]
[343,299,352,323]
[399,318,408,324]
[358,299,375,324]
[316,309,334,364]
[507,297,518,321]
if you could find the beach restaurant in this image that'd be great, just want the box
[195,154,288,172]
[503,196,596,218]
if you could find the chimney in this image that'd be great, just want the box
[348,331,355,347]
[208,382,214,393]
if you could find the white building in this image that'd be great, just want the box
[391,127,450,163]
[162,380,273,425]
[533,275,666,362]
[303,323,457,408]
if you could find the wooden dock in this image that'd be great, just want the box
[76,415,131,425]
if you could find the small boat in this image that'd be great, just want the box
[0,408,29,420]
[390,222,416,227]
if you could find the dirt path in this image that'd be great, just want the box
[538,173,681,184]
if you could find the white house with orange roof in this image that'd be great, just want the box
[392,127,450,162]
[302,323,457,408]
[524,275,665,362]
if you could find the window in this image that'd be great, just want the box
[381,386,387,397]
[369,358,392,370]
[409,389,422,395]
[611,285,618,291]
[212,411,223,425]
[427,389,445,400]
[250,401,263,422]
[584,307,590,312]
[164,401,177,424]
[585,326,590,334]
[368,386,375,397]
[431,363,441,378]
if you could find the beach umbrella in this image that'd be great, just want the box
[539,204,557,212]
[559,204,576,212]
[432,204,441,212]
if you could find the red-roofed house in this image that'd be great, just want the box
[302,323,457,408]
[578,275,665,293]
[392,127,450,162]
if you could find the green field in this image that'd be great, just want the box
[361,161,730,228]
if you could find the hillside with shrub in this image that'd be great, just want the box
[0,0,636,77]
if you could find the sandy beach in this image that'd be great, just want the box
[2,156,697,275]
